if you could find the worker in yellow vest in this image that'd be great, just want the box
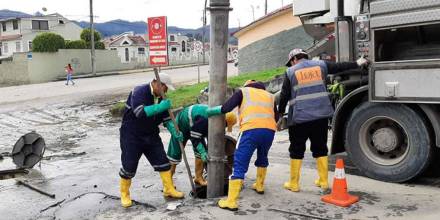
[207,80,278,211]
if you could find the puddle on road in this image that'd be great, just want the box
[0,101,118,161]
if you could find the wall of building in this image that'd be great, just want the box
[235,9,302,50]
[0,49,209,86]
[237,26,314,74]
[0,53,30,86]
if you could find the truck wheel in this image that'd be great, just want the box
[345,102,433,182]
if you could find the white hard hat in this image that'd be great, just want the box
[156,72,175,90]
[286,48,308,67]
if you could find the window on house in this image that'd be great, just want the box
[2,22,6,32]
[122,41,129,45]
[4,43,9,54]
[16,41,21,52]
[138,47,145,55]
[28,41,32,51]
[13,20,18,30]
[110,48,117,50]
[170,35,175,41]
[181,41,186,52]
[171,47,177,52]
[32,20,49,30]
[58,19,65,24]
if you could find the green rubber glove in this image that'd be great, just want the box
[196,143,208,162]
[144,99,171,117]
[206,105,222,117]
[165,121,184,142]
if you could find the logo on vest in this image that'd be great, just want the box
[295,66,322,85]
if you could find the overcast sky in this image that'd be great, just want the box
[2,0,290,28]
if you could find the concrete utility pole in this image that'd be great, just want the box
[265,0,268,15]
[202,0,208,64]
[90,0,96,76]
[207,0,231,198]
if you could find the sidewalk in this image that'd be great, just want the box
[56,63,208,81]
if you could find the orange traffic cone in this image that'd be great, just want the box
[321,159,359,207]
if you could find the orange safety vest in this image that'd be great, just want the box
[238,87,277,132]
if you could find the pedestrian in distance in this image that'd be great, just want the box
[278,48,369,194]
[119,72,185,208]
[166,104,237,186]
[65,63,75,86]
[207,80,278,211]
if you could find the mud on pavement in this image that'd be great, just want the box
[1,97,440,220]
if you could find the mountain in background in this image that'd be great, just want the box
[77,20,238,45]
[0,9,238,45]
[0,9,32,19]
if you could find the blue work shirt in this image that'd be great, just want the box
[121,83,170,136]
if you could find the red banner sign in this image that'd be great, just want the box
[148,16,168,66]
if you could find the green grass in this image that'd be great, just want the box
[110,66,286,116]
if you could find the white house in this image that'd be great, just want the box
[0,13,82,58]
[106,32,148,63]
[168,33,190,54]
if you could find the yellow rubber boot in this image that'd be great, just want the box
[120,178,133,208]
[194,158,207,186]
[159,170,184,199]
[218,179,243,211]
[314,156,329,190]
[252,167,267,194]
[283,159,302,192]
[170,164,177,178]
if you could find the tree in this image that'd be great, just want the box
[65,40,87,49]
[32,33,65,52]
[80,28,104,49]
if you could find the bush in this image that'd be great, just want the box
[32,33,65,52]
[65,40,87,49]
[80,28,102,43]
[94,41,105,50]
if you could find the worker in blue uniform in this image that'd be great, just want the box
[207,80,279,211]
[118,72,184,208]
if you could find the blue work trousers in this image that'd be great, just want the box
[231,128,275,180]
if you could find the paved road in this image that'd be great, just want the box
[0,63,237,112]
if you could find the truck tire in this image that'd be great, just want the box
[345,102,433,182]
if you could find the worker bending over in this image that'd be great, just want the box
[167,104,237,186]
[119,73,184,208]
[208,80,278,211]
[278,48,368,193]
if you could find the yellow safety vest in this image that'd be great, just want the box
[238,87,277,132]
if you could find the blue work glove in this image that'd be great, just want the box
[144,99,171,117]
[196,143,208,162]
[164,121,184,142]
[206,105,223,117]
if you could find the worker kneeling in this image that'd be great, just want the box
[207,80,278,211]
[166,104,237,186]
[119,73,184,208]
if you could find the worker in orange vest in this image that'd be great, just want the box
[207,80,278,211]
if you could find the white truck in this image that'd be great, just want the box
[293,0,440,182]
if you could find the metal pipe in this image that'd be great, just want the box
[337,0,344,17]
[153,68,196,195]
[207,0,231,198]
[17,180,56,199]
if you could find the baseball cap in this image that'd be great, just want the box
[286,48,308,67]
[156,72,175,90]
